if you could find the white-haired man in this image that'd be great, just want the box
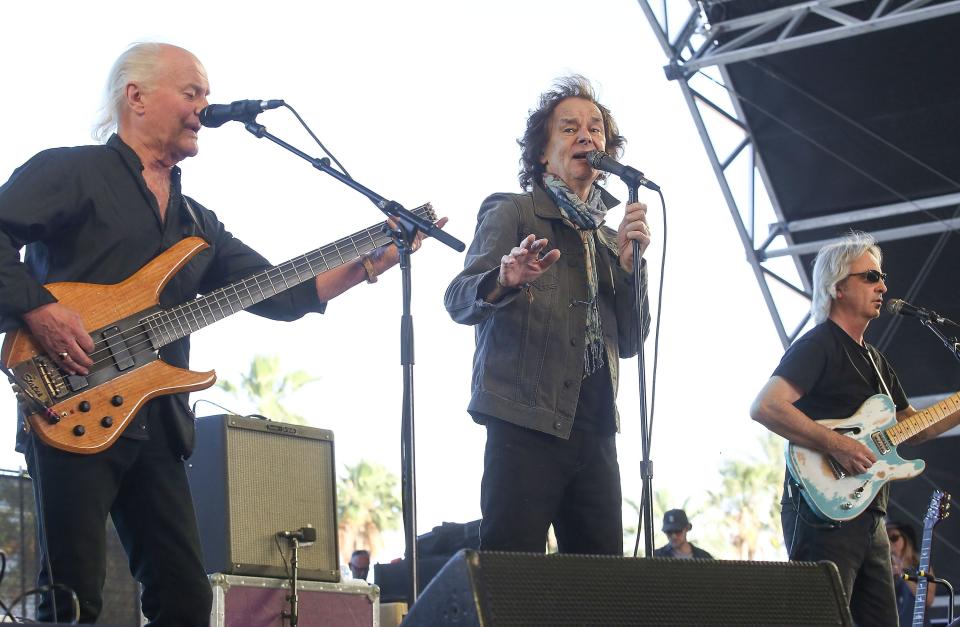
[0,43,435,624]
[750,231,960,625]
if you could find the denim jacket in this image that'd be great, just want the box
[444,184,649,439]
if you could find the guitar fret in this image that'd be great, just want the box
[887,391,960,446]
[142,204,434,349]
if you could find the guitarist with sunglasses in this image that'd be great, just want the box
[0,43,440,625]
[750,231,960,626]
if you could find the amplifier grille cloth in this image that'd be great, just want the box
[225,428,337,574]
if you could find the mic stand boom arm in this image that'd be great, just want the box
[242,120,465,604]
[919,318,960,364]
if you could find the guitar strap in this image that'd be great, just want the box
[864,348,893,399]
[182,197,204,236]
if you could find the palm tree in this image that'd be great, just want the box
[217,354,318,425]
[707,432,785,560]
[337,460,402,562]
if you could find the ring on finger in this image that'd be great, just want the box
[58,351,69,360]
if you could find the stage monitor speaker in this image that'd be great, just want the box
[186,415,339,582]
[402,550,853,626]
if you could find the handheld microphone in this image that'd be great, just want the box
[585,150,660,191]
[276,526,317,544]
[886,298,959,328]
[199,99,285,128]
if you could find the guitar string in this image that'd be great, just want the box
[40,212,433,394]
[56,210,420,367]
[57,235,371,369]
[43,206,435,388]
[53,236,377,379]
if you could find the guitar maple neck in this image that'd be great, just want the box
[145,205,435,348]
[887,392,960,445]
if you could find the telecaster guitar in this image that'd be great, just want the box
[787,391,960,521]
[2,204,436,455]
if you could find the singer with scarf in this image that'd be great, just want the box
[444,76,651,554]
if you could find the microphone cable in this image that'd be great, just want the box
[280,103,353,180]
[632,186,668,559]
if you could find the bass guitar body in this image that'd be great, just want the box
[1,238,216,455]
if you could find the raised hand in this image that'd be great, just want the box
[499,234,562,288]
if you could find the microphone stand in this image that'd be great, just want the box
[919,318,960,364]
[281,537,301,627]
[905,572,956,624]
[621,174,654,557]
[241,119,464,605]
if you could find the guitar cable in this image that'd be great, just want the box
[784,479,843,559]
[0,362,82,621]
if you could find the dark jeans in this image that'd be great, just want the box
[25,413,211,625]
[480,418,623,555]
[781,490,897,627]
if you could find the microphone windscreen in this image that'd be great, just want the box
[886,299,904,315]
[584,150,604,168]
[300,526,318,543]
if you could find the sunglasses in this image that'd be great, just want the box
[848,269,887,283]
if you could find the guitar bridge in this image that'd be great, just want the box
[871,430,892,455]
[12,355,68,406]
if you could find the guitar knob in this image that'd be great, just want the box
[841,503,853,510]
[73,425,85,436]
[111,395,123,407]
[101,416,113,428]
[79,401,91,412]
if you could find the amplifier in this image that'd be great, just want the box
[186,414,339,581]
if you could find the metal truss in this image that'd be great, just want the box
[664,0,960,80]
[638,0,960,348]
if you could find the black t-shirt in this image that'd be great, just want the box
[773,319,909,512]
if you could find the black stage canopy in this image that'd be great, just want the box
[648,1,960,397]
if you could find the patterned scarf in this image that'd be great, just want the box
[542,173,608,377]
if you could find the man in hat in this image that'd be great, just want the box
[654,509,713,559]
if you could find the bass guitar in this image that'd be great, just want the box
[2,204,436,454]
[786,392,960,521]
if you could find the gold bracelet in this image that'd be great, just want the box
[360,254,378,284]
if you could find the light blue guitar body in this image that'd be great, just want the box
[786,394,925,522]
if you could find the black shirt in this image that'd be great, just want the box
[572,359,616,434]
[773,318,909,512]
[0,135,324,454]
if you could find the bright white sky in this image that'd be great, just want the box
[0,0,810,559]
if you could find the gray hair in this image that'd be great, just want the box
[92,42,168,143]
[810,231,882,324]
